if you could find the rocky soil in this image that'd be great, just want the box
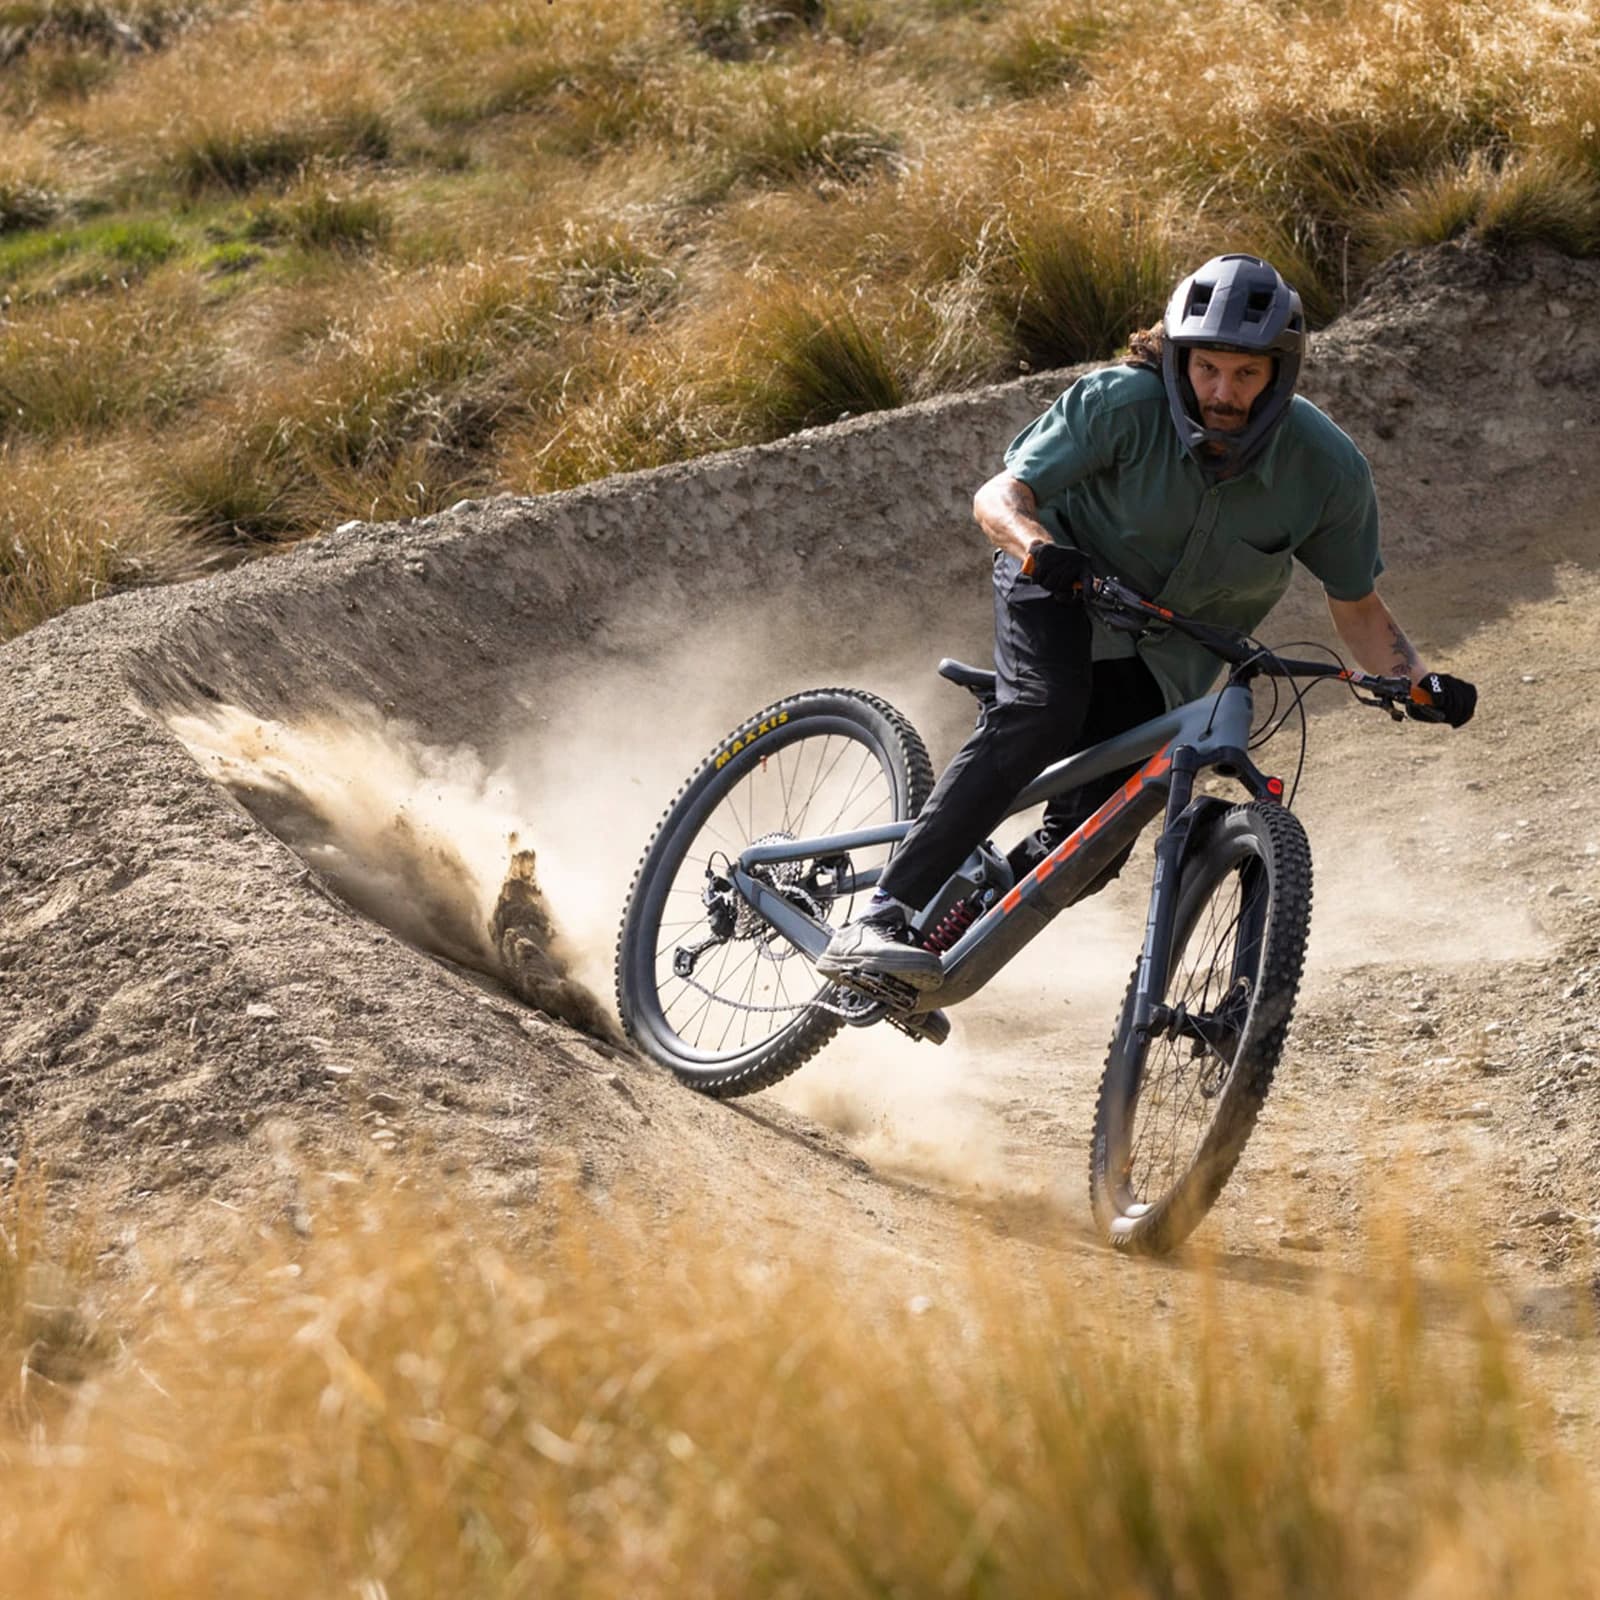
[2,239,1598,1423]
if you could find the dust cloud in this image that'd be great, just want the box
[167,702,615,1037]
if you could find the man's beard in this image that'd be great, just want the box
[1201,405,1247,431]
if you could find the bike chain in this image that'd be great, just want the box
[672,970,875,1021]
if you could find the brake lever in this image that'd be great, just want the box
[1084,576,1163,636]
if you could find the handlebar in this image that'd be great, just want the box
[1083,576,1439,720]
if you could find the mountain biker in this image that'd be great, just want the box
[817,253,1478,992]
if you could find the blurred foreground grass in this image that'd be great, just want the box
[2,1159,1597,1597]
[5,0,1600,637]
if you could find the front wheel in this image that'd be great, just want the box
[1090,802,1312,1255]
[615,689,933,1098]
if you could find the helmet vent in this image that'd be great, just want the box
[1244,287,1275,320]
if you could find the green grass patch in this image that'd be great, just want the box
[0,216,182,294]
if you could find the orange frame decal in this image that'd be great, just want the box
[998,742,1174,914]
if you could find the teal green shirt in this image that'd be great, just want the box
[1003,365,1384,708]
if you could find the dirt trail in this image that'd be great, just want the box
[1,239,1599,1431]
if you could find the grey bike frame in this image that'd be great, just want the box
[730,680,1265,1018]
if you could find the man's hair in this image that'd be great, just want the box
[1126,324,1163,372]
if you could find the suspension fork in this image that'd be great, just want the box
[1130,744,1201,1043]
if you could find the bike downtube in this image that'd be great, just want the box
[934,743,1176,1007]
[1130,745,1201,1040]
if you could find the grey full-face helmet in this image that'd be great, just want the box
[1161,254,1305,473]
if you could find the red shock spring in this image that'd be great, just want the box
[922,897,979,954]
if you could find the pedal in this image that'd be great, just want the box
[890,1008,951,1046]
[826,968,922,1013]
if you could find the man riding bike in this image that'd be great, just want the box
[818,253,1478,991]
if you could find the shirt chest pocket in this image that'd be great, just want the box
[1187,536,1295,616]
[1238,524,1294,555]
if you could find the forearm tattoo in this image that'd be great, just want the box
[1386,620,1421,676]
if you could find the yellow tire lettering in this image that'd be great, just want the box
[711,711,790,773]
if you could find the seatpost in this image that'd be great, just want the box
[1131,743,1201,1040]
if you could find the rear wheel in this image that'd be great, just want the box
[1090,802,1312,1255]
[615,689,932,1098]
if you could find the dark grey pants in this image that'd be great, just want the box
[877,552,1166,911]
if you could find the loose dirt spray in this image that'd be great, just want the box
[166,702,617,1038]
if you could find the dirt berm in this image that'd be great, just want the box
[2,241,1598,1275]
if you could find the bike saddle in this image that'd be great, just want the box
[938,659,997,698]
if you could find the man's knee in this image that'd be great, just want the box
[984,699,1079,790]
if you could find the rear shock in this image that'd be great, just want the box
[922,896,980,954]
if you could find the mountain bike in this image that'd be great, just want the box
[614,577,1442,1254]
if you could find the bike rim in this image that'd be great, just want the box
[1114,843,1270,1226]
[641,723,903,1065]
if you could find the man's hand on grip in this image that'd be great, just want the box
[1022,540,1092,600]
[1406,671,1476,728]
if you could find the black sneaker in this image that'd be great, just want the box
[816,909,944,991]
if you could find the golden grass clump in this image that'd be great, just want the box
[724,286,907,436]
[1004,201,1177,369]
[982,0,1124,96]
[0,435,175,634]
[0,1172,1595,1596]
[153,256,560,540]
[0,280,214,439]
[0,1156,103,1411]
[0,127,74,232]
[499,333,730,494]
[62,0,395,191]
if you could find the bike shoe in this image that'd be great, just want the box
[817,914,944,991]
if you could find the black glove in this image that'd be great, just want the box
[1406,670,1477,728]
[1022,541,1092,600]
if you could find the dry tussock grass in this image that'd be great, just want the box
[0,436,177,630]
[0,276,214,438]
[7,0,1600,634]
[0,1169,1595,1595]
